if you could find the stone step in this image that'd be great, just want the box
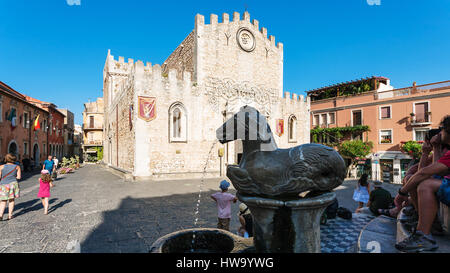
[357,215,398,253]
[396,206,450,253]
[358,203,450,253]
[440,203,450,235]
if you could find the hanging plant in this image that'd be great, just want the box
[401,141,422,159]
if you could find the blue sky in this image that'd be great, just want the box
[0,0,449,124]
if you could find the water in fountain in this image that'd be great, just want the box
[190,140,219,252]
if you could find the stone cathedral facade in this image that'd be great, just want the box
[102,12,310,180]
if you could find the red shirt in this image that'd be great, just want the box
[438,151,450,169]
[438,151,450,179]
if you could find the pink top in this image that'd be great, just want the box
[38,178,51,198]
[211,192,236,219]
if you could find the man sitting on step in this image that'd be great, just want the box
[394,115,450,252]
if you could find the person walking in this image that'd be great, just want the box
[52,155,59,180]
[38,170,54,215]
[43,155,55,175]
[211,180,237,231]
[0,153,21,220]
[353,173,371,212]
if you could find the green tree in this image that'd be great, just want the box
[338,140,374,177]
[95,147,103,161]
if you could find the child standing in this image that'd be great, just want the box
[353,173,370,212]
[211,180,237,231]
[38,170,54,215]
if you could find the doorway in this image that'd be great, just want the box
[33,144,40,167]
[8,141,17,156]
[380,159,394,183]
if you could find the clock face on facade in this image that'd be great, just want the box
[236,28,256,52]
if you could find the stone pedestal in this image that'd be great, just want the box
[238,192,336,253]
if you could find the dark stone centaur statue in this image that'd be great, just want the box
[216,106,346,199]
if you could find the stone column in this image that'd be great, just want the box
[238,192,336,253]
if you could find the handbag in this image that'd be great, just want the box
[0,166,18,183]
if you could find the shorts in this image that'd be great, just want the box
[217,218,230,231]
[0,182,20,201]
[436,177,450,206]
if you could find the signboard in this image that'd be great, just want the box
[138,97,156,122]
[276,119,284,137]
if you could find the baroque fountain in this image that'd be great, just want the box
[150,106,346,253]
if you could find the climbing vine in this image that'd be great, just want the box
[311,125,370,145]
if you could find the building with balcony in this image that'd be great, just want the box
[25,96,66,160]
[82,98,104,161]
[308,77,450,184]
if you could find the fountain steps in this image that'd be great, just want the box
[357,203,450,253]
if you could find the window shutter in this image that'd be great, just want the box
[415,103,426,122]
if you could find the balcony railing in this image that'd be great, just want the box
[411,112,432,125]
[83,140,103,146]
[83,124,103,130]
[376,80,450,100]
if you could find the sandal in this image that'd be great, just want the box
[7,215,14,220]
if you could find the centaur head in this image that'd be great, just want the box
[216,106,277,152]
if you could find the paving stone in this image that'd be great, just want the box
[0,165,392,253]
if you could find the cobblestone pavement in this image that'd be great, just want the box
[0,165,401,253]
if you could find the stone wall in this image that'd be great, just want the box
[194,12,283,97]
[162,31,195,81]
[102,11,310,180]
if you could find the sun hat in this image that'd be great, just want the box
[239,203,251,216]
[41,170,49,175]
[219,180,230,190]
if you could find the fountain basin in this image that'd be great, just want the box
[149,228,254,253]
[239,191,336,253]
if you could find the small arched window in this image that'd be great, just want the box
[169,102,187,142]
[288,115,297,143]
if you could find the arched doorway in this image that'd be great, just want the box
[7,141,18,156]
[33,144,40,167]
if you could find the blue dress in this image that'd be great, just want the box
[353,185,370,204]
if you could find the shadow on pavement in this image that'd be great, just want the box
[48,199,72,214]
[54,176,66,181]
[14,198,59,217]
[80,189,240,253]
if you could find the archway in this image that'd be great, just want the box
[7,141,18,156]
[33,143,40,166]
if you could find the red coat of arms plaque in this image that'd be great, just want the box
[276,119,284,137]
[138,96,156,122]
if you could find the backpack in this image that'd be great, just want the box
[337,207,352,220]
[325,198,339,219]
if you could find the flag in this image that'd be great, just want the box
[33,115,41,131]
[7,108,17,129]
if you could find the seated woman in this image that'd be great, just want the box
[238,203,253,238]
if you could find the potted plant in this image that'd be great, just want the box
[75,155,80,168]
